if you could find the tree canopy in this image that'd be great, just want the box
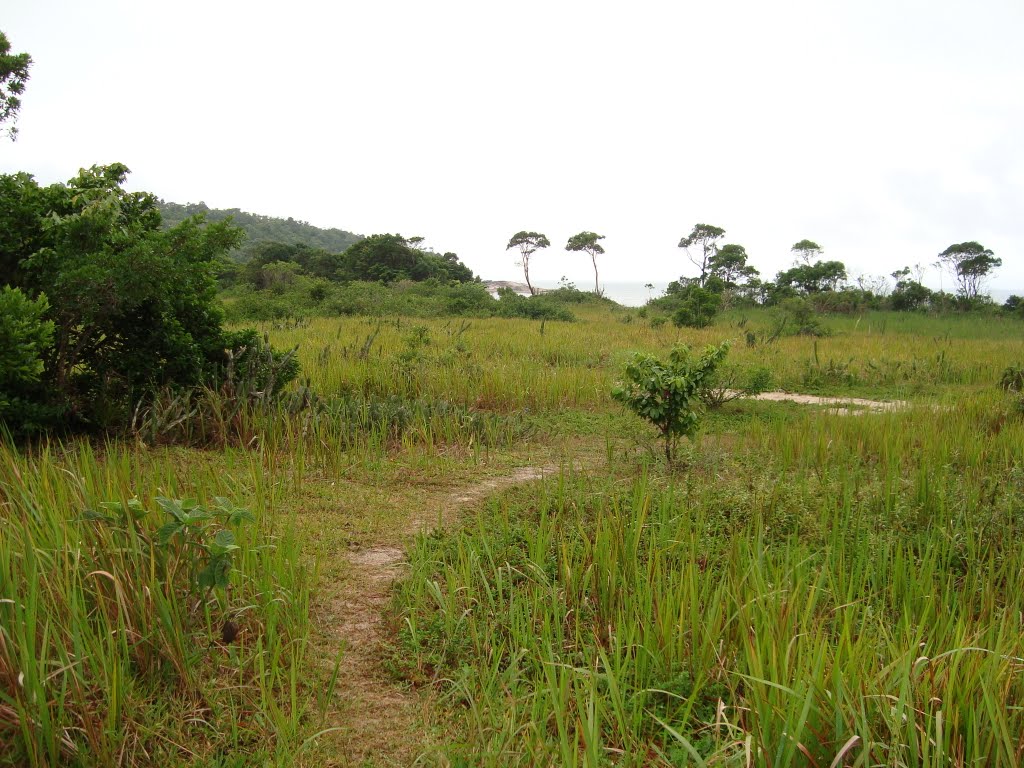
[678,224,725,287]
[339,233,475,284]
[0,164,258,431]
[506,231,550,296]
[791,239,823,265]
[565,231,606,294]
[708,244,758,287]
[937,241,1001,300]
[0,31,32,139]
[776,260,847,294]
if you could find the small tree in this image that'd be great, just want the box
[672,286,721,328]
[678,224,725,287]
[612,342,729,465]
[565,231,606,294]
[506,231,550,295]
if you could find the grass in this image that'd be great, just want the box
[391,394,1024,766]
[2,304,1022,765]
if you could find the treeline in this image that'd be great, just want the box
[157,200,363,254]
[219,233,601,323]
[650,226,1017,328]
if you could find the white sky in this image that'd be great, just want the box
[3,0,1022,293]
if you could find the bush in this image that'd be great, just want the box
[612,342,729,464]
[672,286,721,328]
[0,286,59,433]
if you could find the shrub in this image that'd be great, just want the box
[612,342,729,464]
[0,286,59,433]
[672,286,721,328]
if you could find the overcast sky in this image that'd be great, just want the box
[3,0,1022,293]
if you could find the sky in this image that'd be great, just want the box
[3,0,1022,295]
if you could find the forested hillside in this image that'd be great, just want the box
[157,200,363,256]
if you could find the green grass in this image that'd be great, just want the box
[2,305,1022,765]
[391,393,1024,766]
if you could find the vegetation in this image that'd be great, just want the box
[612,342,729,463]
[565,231,606,294]
[0,164,291,433]
[678,224,726,288]
[0,30,31,139]
[506,231,550,296]
[157,200,363,255]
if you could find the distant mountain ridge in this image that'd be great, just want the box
[156,200,364,255]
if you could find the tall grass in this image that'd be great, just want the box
[254,309,1023,412]
[0,440,315,766]
[391,392,1024,766]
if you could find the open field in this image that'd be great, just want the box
[2,306,1023,766]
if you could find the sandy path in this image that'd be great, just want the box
[322,464,560,765]
[744,390,908,412]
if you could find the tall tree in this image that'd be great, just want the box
[506,231,550,296]
[0,31,32,139]
[791,239,823,266]
[678,224,725,287]
[708,244,758,287]
[937,241,1001,300]
[565,231,606,294]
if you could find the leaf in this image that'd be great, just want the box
[209,529,239,556]
[81,508,116,524]
[156,521,183,546]
[227,508,256,526]
[196,563,217,591]
[156,496,187,523]
[125,498,147,520]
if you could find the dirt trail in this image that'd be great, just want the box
[323,463,561,765]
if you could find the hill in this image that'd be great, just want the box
[156,200,363,256]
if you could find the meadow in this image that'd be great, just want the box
[1,304,1022,766]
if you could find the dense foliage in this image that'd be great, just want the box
[157,200,363,254]
[0,164,295,434]
[0,30,32,138]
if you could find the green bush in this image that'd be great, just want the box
[0,286,60,433]
[671,286,721,328]
[612,342,729,464]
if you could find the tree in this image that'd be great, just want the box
[565,231,606,294]
[775,260,847,294]
[937,241,1001,300]
[889,266,932,311]
[791,239,823,266]
[340,234,474,284]
[708,244,759,287]
[506,231,550,295]
[0,163,273,429]
[678,224,725,287]
[672,286,721,328]
[0,31,32,139]
[612,342,729,465]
